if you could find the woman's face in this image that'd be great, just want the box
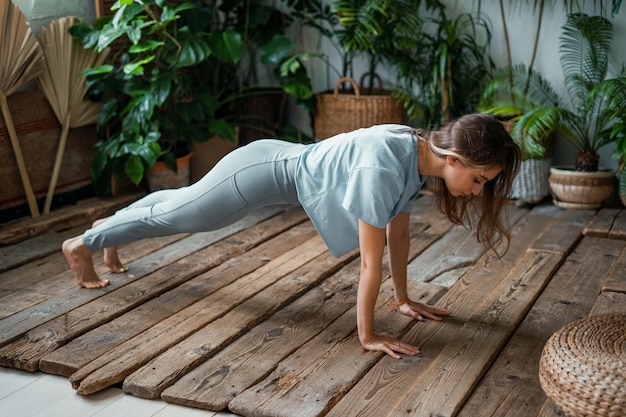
[441,156,502,197]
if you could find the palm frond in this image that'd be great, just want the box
[559,14,611,111]
[36,16,110,213]
[0,1,45,95]
[0,1,45,218]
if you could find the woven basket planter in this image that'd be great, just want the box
[539,314,626,417]
[314,74,405,140]
[548,166,616,209]
[511,158,551,203]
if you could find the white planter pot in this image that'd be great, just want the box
[548,166,616,209]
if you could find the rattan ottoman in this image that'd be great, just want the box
[539,314,626,417]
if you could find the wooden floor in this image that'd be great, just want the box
[1,192,625,417]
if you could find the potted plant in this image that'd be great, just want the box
[484,13,625,209]
[70,0,242,194]
[479,63,557,205]
[293,0,436,139]
[212,0,315,145]
[402,7,495,127]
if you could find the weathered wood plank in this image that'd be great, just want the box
[226,280,445,417]
[457,237,625,417]
[70,233,332,395]
[590,291,626,315]
[0,225,81,274]
[0,208,305,370]
[0,232,188,319]
[530,207,595,253]
[38,223,317,377]
[583,208,620,238]
[608,208,626,240]
[408,204,528,286]
[0,194,142,246]
[603,244,626,293]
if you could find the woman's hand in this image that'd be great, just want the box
[359,300,450,359]
[360,332,420,359]
[394,299,451,322]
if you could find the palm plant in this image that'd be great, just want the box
[482,13,626,172]
[394,8,495,126]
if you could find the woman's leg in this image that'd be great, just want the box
[63,140,303,288]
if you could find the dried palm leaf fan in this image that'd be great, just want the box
[0,0,44,218]
[36,16,109,214]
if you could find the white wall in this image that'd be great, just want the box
[12,0,95,35]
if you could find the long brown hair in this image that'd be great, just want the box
[418,114,521,256]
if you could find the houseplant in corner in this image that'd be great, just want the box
[70,0,241,194]
[486,13,626,209]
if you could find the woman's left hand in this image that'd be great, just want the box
[395,299,451,322]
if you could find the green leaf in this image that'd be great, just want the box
[260,35,294,65]
[129,40,165,53]
[123,55,155,75]
[208,30,243,65]
[124,154,145,185]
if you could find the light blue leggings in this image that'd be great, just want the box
[83,140,306,251]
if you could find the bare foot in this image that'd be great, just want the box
[62,236,110,288]
[92,217,128,273]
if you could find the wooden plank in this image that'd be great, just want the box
[608,208,626,240]
[38,223,318,377]
[0,208,305,370]
[225,280,445,417]
[590,291,626,316]
[583,208,620,238]
[457,237,625,417]
[124,243,359,400]
[530,207,595,253]
[603,245,626,293]
[0,225,81,273]
[0,232,188,319]
[0,194,142,246]
[408,203,528,286]
[69,233,333,395]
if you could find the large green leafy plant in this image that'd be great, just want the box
[71,0,242,193]
[481,13,626,171]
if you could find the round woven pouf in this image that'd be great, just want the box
[539,314,626,417]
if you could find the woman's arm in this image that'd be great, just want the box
[357,219,419,359]
[386,213,451,322]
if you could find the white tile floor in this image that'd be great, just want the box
[0,368,238,417]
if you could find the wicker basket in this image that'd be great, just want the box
[511,158,551,203]
[314,74,405,140]
[539,314,626,417]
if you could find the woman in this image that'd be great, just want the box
[63,113,520,358]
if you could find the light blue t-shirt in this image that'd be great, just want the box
[295,124,425,257]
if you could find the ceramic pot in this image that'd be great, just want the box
[548,166,615,209]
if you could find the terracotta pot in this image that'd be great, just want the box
[146,153,192,191]
[548,166,616,209]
